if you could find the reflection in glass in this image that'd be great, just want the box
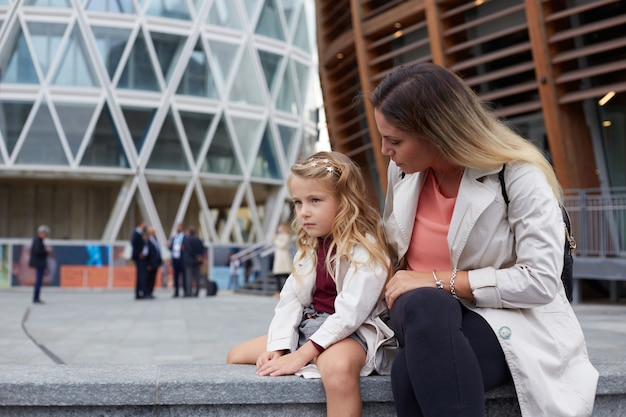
[53,27,98,87]
[118,32,160,91]
[146,0,190,20]
[230,116,263,169]
[81,105,129,167]
[27,22,66,78]
[207,0,242,30]
[258,50,282,94]
[251,126,281,179]
[276,61,298,114]
[179,111,214,164]
[24,0,70,7]
[147,112,190,171]
[151,31,184,81]
[207,39,238,88]
[202,119,242,175]
[229,49,264,106]
[177,41,218,98]
[293,8,310,53]
[91,26,132,79]
[15,104,68,165]
[85,0,134,13]
[121,107,156,154]
[55,102,97,158]
[255,0,284,41]
[1,31,38,84]
[0,101,34,156]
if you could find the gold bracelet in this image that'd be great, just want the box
[432,270,444,290]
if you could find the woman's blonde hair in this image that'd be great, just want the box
[369,63,562,200]
[288,151,391,280]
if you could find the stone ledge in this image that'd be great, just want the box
[0,364,623,416]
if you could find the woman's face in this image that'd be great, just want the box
[375,109,443,174]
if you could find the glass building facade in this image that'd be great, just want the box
[0,0,320,247]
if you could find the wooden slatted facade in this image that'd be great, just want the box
[316,0,626,209]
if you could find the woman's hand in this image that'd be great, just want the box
[385,270,434,309]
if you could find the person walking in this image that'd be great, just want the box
[272,222,292,297]
[182,226,204,297]
[29,225,51,304]
[130,220,148,300]
[145,226,162,299]
[369,62,597,417]
[167,223,186,297]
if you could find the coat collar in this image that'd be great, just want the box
[387,166,503,266]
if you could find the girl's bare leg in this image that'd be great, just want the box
[316,338,367,417]
[226,335,267,364]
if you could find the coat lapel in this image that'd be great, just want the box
[448,167,501,266]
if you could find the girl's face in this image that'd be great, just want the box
[289,175,339,239]
[375,109,443,174]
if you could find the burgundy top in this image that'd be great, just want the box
[312,237,337,314]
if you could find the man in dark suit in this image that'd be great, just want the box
[29,225,51,304]
[145,226,162,299]
[167,223,186,297]
[131,220,148,300]
[182,226,204,297]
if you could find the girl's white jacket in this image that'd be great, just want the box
[383,160,598,417]
[266,240,398,378]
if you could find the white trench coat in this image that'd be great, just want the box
[383,160,598,417]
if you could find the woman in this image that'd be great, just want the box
[369,63,597,417]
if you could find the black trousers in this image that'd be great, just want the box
[389,287,511,417]
[171,258,185,296]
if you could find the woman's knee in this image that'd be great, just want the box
[391,288,459,337]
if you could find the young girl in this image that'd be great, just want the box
[227,151,397,417]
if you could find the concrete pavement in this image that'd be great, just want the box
[1,286,626,371]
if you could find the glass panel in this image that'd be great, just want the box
[293,7,310,53]
[207,0,242,30]
[255,0,285,41]
[80,104,129,167]
[230,115,263,168]
[24,0,70,7]
[229,48,264,106]
[276,61,298,114]
[147,112,190,171]
[85,0,134,13]
[277,123,297,162]
[16,104,68,165]
[121,107,156,154]
[1,29,39,84]
[201,118,241,175]
[118,32,160,91]
[293,60,309,112]
[207,39,238,88]
[176,40,218,98]
[145,0,190,20]
[150,31,185,81]
[0,101,34,156]
[242,0,261,24]
[251,125,281,179]
[91,26,132,80]
[26,22,66,78]
[257,49,282,95]
[55,102,97,158]
[281,0,299,29]
[178,110,214,164]
[52,27,98,87]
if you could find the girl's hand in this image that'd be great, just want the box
[385,270,433,309]
[257,351,308,376]
[257,342,318,376]
[256,350,282,368]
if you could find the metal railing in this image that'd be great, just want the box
[563,187,626,258]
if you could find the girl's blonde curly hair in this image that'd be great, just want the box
[287,151,391,281]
